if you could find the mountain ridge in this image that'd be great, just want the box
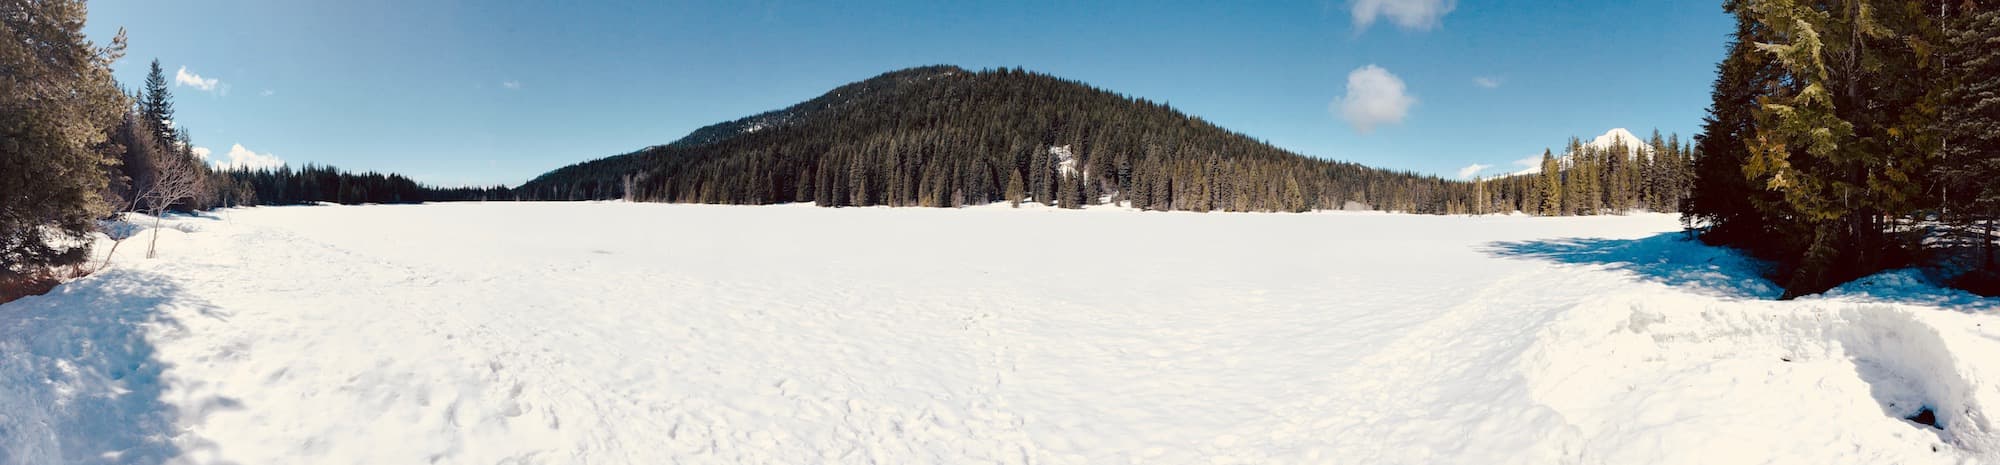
[515,65,1554,214]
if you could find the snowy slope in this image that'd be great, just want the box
[2,203,1997,464]
[1586,127,1650,153]
[1511,128,1656,176]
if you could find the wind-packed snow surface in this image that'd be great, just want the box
[3,203,1998,464]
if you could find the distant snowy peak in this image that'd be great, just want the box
[1502,128,1655,177]
[1584,128,1652,154]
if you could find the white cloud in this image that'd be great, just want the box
[190,146,212,161]
[1332,64,1416,134]
[1456,163,1492,180]
[259,89,276,97]
[209,143,285,171]
[174,66,222,93]
[1473,76,1502,89]
[1511,153,1547,176]
[501,80,522,90]
[1352,0,1456,31]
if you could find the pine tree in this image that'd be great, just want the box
[1056,169,1083,209]
[1938,1,2000,280]
[1537,149,1562,215]
[1740,0,1933,297]
[1005,167,1025,208]
[140,59,175,147]
[1686,0,1785,245]
[0,1,128,279]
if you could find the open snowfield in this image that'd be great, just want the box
[3,202,1998,464]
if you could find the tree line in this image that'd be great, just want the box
[520,66,1698,216]
[1472,133,1699,216]
[1683,0,2000,298]
[215,165,510,206]
[2,1,503,299]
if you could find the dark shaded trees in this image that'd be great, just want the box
[1684,0,1990,297]
[1935,0,2000,290]
[214,164,511,206]
[520,66,1508,214]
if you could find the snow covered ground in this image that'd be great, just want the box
[3,202,1997,464]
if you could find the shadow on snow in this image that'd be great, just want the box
[1484,232,1783,300]
[1485,232,1998,311]
[0,269,240,465]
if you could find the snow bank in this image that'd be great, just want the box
[1524,291,2000,464]
[0,204,1994,464]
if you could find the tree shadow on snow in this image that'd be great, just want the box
[0,269,241,465]
[1486,233,2000,311]
[1485,232,1785,300]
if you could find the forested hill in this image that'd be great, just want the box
[516,65,1491,213]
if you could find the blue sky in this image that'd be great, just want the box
[82,0,1732,187]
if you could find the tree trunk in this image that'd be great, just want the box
[147,211,162,259]
[1986,218,1996,271]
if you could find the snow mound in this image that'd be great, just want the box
[1521,289,2000,463]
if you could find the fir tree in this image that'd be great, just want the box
[140,59,175,147]
[1005,166,1025,208]
[1537,149,1562,215]
[1938,0,2000,282]
[1686,0,1785,245]
[0,0,128,278]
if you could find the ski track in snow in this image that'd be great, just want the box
[3,202,1998,464]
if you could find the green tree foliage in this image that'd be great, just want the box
[1536,150,1562,215]
[1687,1,1788,244]
[521,66,1695,217]
[0,0,127,274]
[1936,0,2000,289]
[521,66,1502,214]
[215,164,511,206]
[1687,0,1968,297]
[140,59,175,146]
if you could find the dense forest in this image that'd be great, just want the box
[214,165,510,206]
[1683,0,2000,298]
[1481,132,1699,216]
[518,66,1697,215]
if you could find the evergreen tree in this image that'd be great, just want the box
[140,59,175,147]
[1740,0,1931,297]
[1055,169,1076,209]
[1005,167,1025,208]
[1537,149,1562,215]
[1938,0,2000,284]
[1686,0,1785,245]
[0,0,127,278]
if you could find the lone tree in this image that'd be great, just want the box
[0,0,128,279]
[133,130,205,258]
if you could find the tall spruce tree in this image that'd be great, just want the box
[1938,0,2000,282]
[1537,149,1562,215]
[1740,0,1933,297]
[140,59,175,147]
[1687,0,1785,245]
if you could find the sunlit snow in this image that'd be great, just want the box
[3,203,1996,464]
